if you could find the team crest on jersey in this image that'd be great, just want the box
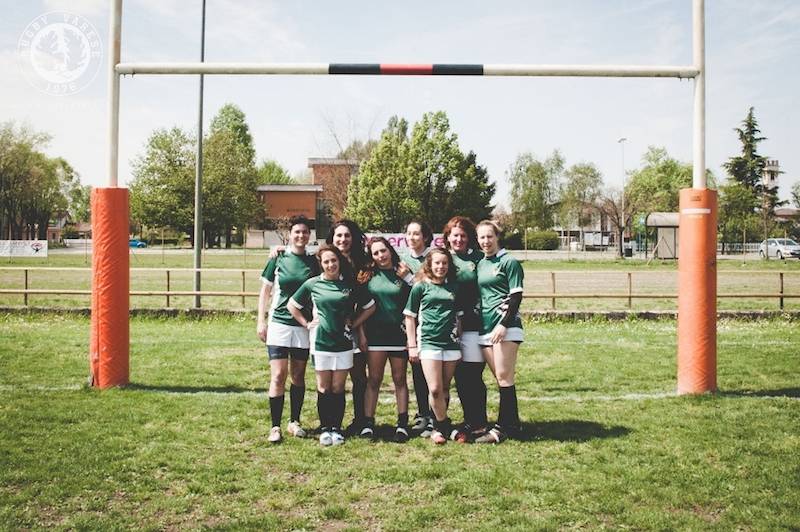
[342,288,352,295]
[394,279,402,287]
[468,263,476,271]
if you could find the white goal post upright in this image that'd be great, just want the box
[95,0,714,392]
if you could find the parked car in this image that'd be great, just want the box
[129,239,147,248]
[759,238,800,259]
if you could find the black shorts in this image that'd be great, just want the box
[267,345,310,361]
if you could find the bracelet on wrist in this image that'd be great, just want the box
[407,345,417,349]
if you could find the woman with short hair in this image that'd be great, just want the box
[257,216,320,444]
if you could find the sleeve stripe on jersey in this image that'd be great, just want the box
[509,287,523,294]
[288,298,303,310]
[362,299,376,310]
[402,309,417,318]
[261,277,273,286]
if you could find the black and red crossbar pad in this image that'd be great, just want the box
[329,64,484,75]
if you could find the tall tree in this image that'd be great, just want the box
[408,111,465,229]
[345,116,414,231]
[560,162,602,250]
[129,127,196,235]
[204,105,259,248]
[508,151,564,233]
[447,150,495,223]
[721,107,784,255]
[209,103,256,163]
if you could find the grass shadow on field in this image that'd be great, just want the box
[521,419,631,443]
[720,387,800,399]
[126,383,267,394]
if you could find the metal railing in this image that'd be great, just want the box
[1,267,798,310]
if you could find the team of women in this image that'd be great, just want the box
[257,215,524,446]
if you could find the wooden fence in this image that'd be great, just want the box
[0,267,798,310]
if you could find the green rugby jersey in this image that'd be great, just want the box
[477,249,524,334]
[261,251,319,326]
[403,280,462,351]
[289,275,374,355]
[398,247,430,275]
[451,248,483,332]
[361,268,411,349]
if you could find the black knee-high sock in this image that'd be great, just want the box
[411,362,430,416]
[317,391,329,429]
[289,384,304,423]
[333,392,346,430]
[475,367,488,428]
[498,385,520,430]
[269,394,285,428]
[454,363,472,424]
[352,380,366,422]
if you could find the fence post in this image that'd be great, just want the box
[166,270,170,308]
[627,272,632,309]
[779,272,784,310]
[551,272,556,310]
[24,268,28,306]
[241,270,246,308]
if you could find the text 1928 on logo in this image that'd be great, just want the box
[17,12,102,96]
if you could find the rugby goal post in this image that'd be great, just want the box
[92,0,715,394]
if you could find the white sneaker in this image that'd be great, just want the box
[319,431,333,446]
[268,426,282,444]
[287,421,307,438]
[331,430,345,446]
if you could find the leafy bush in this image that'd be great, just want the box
[526,230,560,250]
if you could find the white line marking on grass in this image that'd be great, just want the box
[2,386,797,402]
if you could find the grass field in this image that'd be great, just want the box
[3,251,800,312]
[1,313,799,530]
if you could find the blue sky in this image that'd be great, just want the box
[1,0,798,209]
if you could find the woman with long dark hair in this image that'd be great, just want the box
[357,237,412,442]
[324,220,370,435]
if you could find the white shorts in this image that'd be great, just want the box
[478,327,524,346]
[419,349,462,362]
[459,331,483,363]
[312,350,354,371]
[266,322,310,348]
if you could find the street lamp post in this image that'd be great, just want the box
[618,137,627,257]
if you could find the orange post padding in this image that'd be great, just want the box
[677,188,717,394]
[90,187,130,388]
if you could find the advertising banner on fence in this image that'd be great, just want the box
[369,233,445,250]
[0,240,48,257]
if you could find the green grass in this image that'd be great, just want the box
[1,313,799,530]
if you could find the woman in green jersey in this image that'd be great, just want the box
[357,237,412,442]
[257,216,320,444]
[442,216,490,442]
[403,248,462,445]
[398,219,435,437]
[474,220,524,444]
[288,244,375,446]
